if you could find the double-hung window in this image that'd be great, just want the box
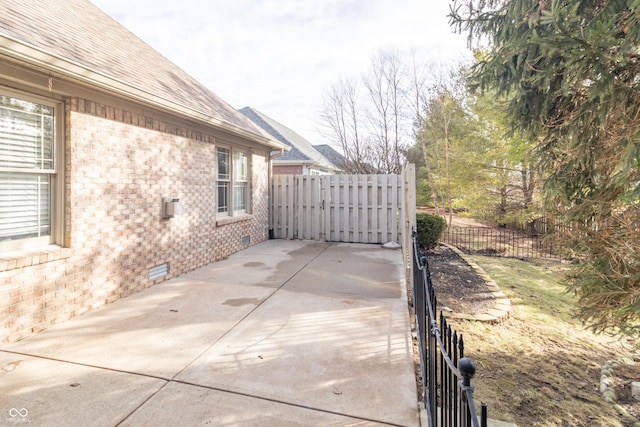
[0,93,60,249]
[233,151,248,212]
[217,147,230,214]
[216,147,249,216]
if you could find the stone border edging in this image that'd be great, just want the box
[600,358,640,427]
[439,243,512,324]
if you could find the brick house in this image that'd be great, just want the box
[239,107,341,175]
[0,0,286,342]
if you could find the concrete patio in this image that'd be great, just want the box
[0,240,419,426]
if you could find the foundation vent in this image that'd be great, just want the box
[242,235,251,246]
[149,263,169,281]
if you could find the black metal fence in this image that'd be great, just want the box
[412,230,488,427]
[442,226,561,260]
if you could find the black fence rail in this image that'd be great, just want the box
[412,231,488,427]
[442,226,561,260]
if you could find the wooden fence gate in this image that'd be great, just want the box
[270,167,416,245]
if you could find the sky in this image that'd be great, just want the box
[90,0,470,145]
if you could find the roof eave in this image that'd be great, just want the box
[275,159,339,171]
[0,35,287,152]
[274,159,314,165]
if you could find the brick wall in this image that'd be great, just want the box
[0,97,270,342]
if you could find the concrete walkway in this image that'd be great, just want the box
[0,240,419,426]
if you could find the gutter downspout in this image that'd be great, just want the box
[268,148,285,239]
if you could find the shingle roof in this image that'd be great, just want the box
[313,144,345,171]
[0,0,278,146]
[239,107,337,170]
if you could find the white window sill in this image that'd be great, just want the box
[0,245,72,272]
[216,213,254,227]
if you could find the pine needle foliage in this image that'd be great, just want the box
[450,0,640,334]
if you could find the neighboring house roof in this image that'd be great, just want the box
[0,0,285,150]
[313,144,345,171]
[239,106,337,171]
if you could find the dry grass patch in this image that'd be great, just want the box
[451,256,638,427]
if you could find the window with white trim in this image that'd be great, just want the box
[0,93,61,249]
[233,151,248,212]
[217,147,230,214]
[217,147,249,216]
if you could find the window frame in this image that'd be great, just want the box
[216,145,250,217]
[0,88,64,251]
[232,150,248,213]
[216,146,230,215]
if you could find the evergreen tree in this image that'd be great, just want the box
[451,0,640,333]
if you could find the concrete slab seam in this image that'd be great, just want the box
[116,381,172,426]
[166,378,411,427]
[0,349,171,382]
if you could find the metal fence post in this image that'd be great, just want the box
[459,357,477,427]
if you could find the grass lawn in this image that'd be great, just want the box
[451,255,639,427]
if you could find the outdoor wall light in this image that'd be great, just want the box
[162,197,183,218]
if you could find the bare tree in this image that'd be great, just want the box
[320,78,374,173]
[363,50,406,174]
[320,49,411,175]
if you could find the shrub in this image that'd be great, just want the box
[416,213,447,249]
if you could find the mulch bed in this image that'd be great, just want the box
[424,244,495,316]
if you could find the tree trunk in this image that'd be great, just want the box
[421,136,440,214]
[444,118,453,227]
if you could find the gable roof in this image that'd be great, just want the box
[0,0,284,149]
[239,106,337,171]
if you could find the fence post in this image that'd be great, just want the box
[459,357,477,427]
[404,165,416,293]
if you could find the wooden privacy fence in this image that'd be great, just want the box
[270,168,416,245]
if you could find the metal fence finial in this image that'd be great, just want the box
[459,357,476,387]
